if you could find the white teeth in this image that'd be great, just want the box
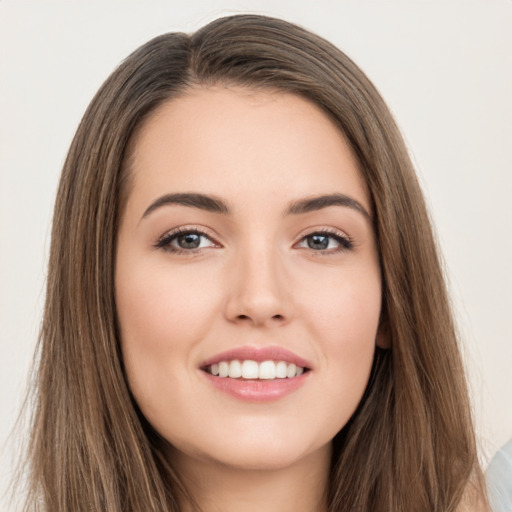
[228,360,242,378]
[241,360,259,379]
[286,363,296,378]
[259,360,276,379]
[207,359,306,380]
[275,361,287,379]
[218,361,229,378]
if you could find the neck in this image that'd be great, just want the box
[172,445,331,512]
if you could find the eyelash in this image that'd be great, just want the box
[154,228,218,255]
[154,227,354,255]
[297,228,354,254]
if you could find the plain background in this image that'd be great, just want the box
[1,0,511,507]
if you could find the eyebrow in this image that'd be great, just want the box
[141,192,371,222]
[285,193,371,221]
[142,192,230,218]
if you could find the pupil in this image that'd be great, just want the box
[178,233,200,249]
[308,235,329,250]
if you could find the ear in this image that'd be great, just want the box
[376,313,391,349]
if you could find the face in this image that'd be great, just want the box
[115,87,383,473]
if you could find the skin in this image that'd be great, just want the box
[115,86,385,512]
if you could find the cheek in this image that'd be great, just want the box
[294,261,381,410]
[322,285,380,353]
[116,260,219,351]
[296,259,382,347]
[115,259,222,405]
[318,292,379,429]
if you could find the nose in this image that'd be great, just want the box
[224,243,291,328]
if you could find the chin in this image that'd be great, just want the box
[169,423,333,474]
[210,447,312,472]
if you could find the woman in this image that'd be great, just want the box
[22,14,489,511]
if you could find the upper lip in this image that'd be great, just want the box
[201,346,312,370]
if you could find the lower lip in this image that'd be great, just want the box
[202,371,309,402]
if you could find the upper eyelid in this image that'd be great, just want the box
[295,230,353,252]
[154,226,219,251]
[160,225,218,240]
[158,225,350,238]
[292,225,355,258]
[294,226,351,243]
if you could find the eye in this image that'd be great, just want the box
[155,228,217,253]
[297,230,353,253]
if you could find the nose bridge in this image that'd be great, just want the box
[225,233,289,327]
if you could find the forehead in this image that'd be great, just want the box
[125,86,371,215]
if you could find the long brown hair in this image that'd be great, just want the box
[21,14,485,511]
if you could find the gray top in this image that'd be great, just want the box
[487,439,512,512]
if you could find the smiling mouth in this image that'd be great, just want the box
[203,360,308,380]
